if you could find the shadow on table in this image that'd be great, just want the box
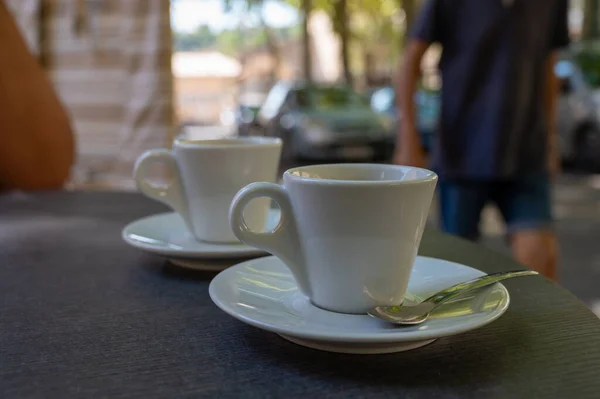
[141,260,221,282]
[142,256,274,282]
[238,324,525,389]
[1,191,169,223]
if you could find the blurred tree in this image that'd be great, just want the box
[299,0,421,86]
[173,25,217,51]
[350,0,403,86]
[400,0,416,43]
[302,0,313,82]
[223,0,283,84]
[259,8,283,82]
[333,0,352,85]
[216,29,246,55]
[275,0,313,81]
[582,0,600,40]
[299,0,399,86]
[172,0,422,85]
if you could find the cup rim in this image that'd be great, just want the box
[174,136,282,149]
[284,163,438,186]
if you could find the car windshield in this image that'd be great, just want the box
[296,86,368,110]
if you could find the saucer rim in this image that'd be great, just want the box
[122,212,267,258]
[209,255,511,343]
[285,163,437,186]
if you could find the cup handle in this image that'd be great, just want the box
[229,182,310,296]
[133,149,190,226]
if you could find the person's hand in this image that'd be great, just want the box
[393,127,426,168]
[548,145,561,179]
[548,136,561,179]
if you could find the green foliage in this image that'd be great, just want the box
[215,29,245,55]
[223,0,264,12]
[173,0,301,56]
[349,0,403,47]
[174,24,301,54]
[172,0,414,82]
[572,44,600,88]
[304,0,404,80]
[173,25,218,51]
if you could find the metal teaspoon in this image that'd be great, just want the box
[368,270,539,325]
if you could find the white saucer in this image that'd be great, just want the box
[122,209,280,259]
[209,256,510,354]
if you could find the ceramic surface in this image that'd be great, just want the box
[229,164,438,313]
[209,256,510,354]
[122,209,280,258]
[135,137,281,243]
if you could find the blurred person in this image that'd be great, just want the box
[0,3,74,190]
[394,0,569,279]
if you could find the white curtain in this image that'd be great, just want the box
[5,0,174,189]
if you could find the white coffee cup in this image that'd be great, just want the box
[135,137,282,243]
[229,163,437,314]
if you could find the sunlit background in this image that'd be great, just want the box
[4,0,600,316]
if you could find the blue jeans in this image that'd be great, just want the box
[438,173,553,240]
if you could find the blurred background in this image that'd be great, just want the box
[4,0,600,314]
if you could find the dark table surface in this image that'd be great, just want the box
[2,191,600,399]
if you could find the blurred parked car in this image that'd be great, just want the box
[556,51,600,168]
[220,92,266,136]
[243,82,395,161]
[369,87,439,152]
[369,56,600,169]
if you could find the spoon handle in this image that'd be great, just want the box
[424,270,538,307]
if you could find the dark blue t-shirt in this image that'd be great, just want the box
[411,0,570,179]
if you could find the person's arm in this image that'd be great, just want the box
[393,0,440,167]
[546,0,569,177]
[544,52,560,176]
[0,3,74,190]
[394,40,430,167]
